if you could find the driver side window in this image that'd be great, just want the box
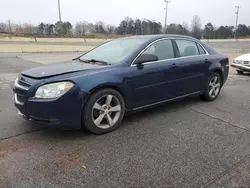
[141,39,175,61]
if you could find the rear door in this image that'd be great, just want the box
[172,39,209,95]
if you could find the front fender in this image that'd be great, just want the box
[73,71,128,97]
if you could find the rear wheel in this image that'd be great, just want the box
[82,89,125,134]
[200,72,222,101]
[237,70,244,75]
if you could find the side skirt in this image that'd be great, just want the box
[132,91,202,111]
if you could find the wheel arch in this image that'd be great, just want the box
[85,84,128,110]
[212,69,224,85]
[90,85,125,98]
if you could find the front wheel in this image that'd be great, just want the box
[82,89,125,134]
[200,72,222,101]
[237,70,244,75]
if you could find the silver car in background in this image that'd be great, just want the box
[231,53,250,74]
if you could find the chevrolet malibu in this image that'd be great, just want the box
[13,35,229,134]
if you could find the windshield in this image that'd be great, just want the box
[79,38,148,64]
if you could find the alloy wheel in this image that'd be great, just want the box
[208,76,221,98]
[92,95,122,129]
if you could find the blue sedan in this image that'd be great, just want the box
[13,35,229,134]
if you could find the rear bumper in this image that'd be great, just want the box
[231,63,250,72]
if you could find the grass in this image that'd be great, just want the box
[0,44,95,53]
[0,36,107,52]
[201,39,250,42]
[0,37,110,43]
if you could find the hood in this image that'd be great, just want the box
[21,61,105,79]
[235,53,250,61]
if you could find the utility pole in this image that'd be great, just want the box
[58,0,62,22]
[234,6,241,40]
[207,25,212,43]
[8,20,12,38]
[152,20,155,34]
[164,0,170,34]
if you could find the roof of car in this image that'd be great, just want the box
[121,34,198,41]
[118,34,218,55]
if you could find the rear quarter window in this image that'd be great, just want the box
[197,43,207,55]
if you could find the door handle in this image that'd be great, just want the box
[171,63,178,68]
[205,59,210,64]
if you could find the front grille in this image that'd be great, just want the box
[14,75,38,105]
[18,79,31,88]
[243,61,249,65]
[15,77,30,91]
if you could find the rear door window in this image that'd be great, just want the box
[175,40,199,57]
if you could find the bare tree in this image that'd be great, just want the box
[182,21,190,35]
[106,25,116,34]
[191,15,202,39]
[75,21,88,36]
[22,23,37,41]
[23,23,36,34]
[95,21,106,34]
[87,23,95,33]
[0,22,7,33]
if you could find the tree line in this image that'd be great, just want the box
[0,15,249,39]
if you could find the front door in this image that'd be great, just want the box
[124,39,178,109]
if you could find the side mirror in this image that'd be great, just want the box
[134,54,158,64]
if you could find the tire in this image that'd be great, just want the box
[82,88,125,134]
[200,72,222,101]
[237,70,244,75]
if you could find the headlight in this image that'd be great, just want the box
[35,82,74,99]
[233,60,243,64]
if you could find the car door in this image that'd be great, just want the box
[124,39,178,109]
[171,39,209,95]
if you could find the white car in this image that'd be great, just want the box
[231,53,250,74]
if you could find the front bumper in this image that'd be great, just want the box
[231,63,250,72]
[13,81,89,130]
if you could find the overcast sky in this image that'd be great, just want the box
[1,0,249,27]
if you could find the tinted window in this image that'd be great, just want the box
[142,39,175,61]
[197,43,206,55]
[175,40,199,57]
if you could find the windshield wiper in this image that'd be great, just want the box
[73,57,110,65]
[86,59,110,65]
[72,57,89,63]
